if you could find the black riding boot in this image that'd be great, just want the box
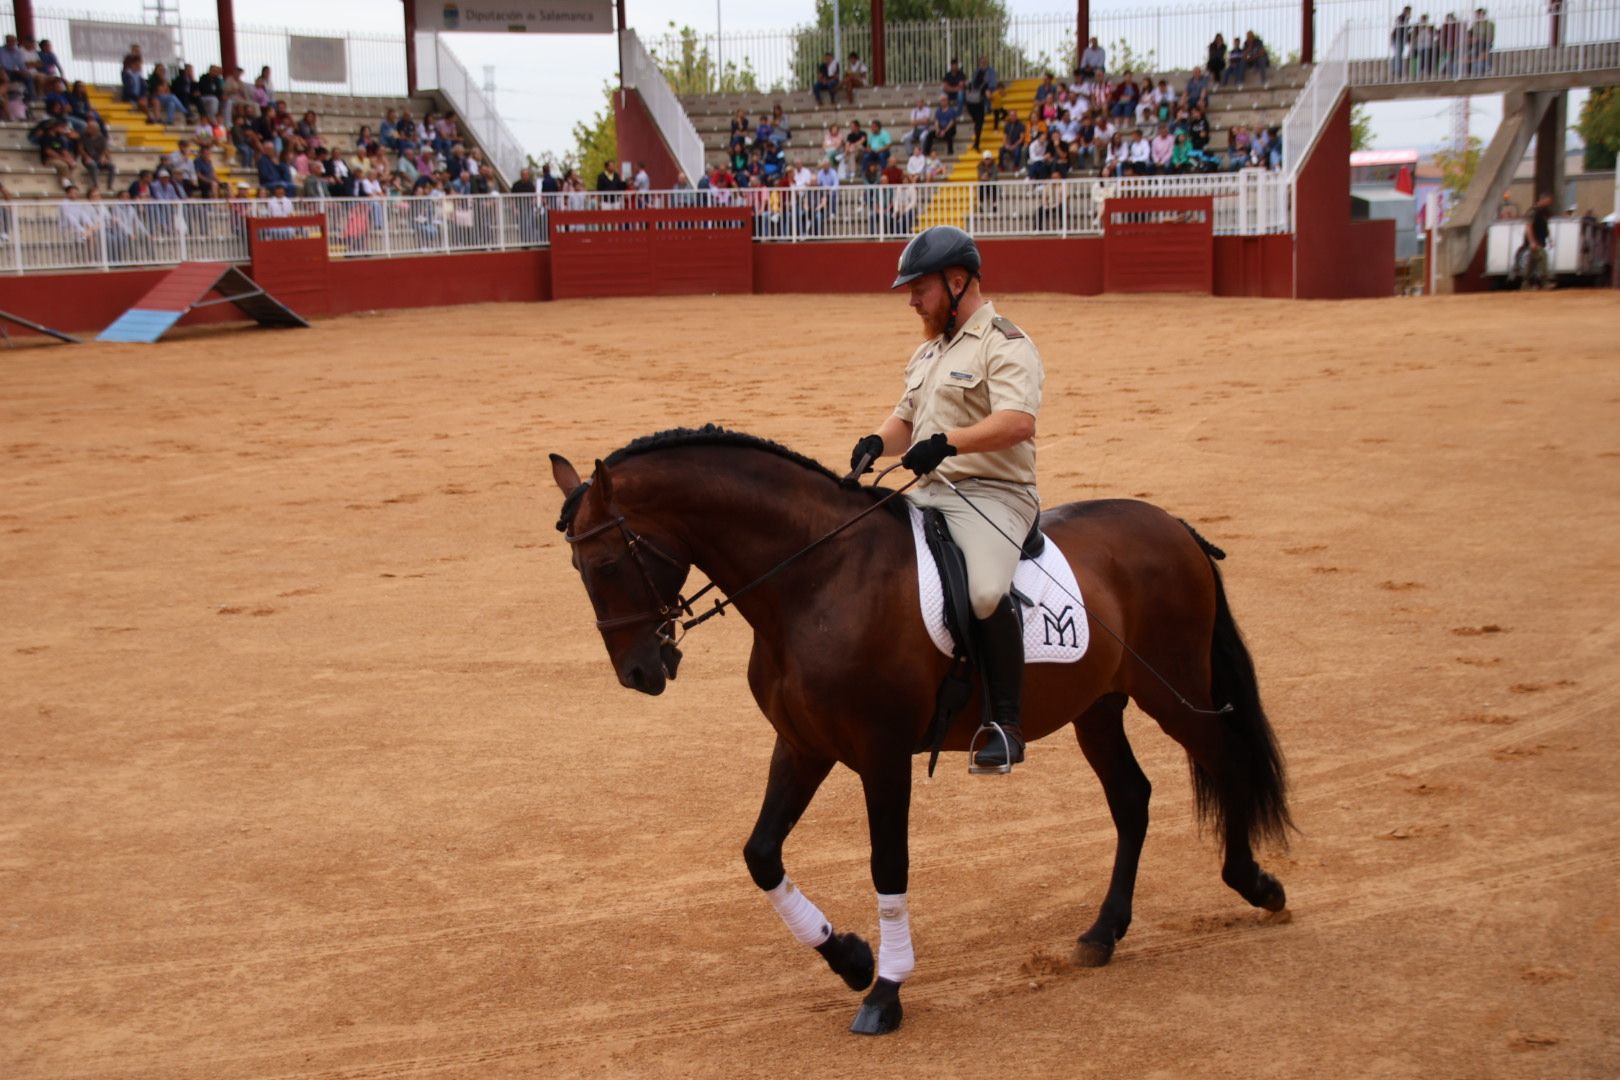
[971,595,1025,771]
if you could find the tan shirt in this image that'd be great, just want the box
[892,300,1043,487]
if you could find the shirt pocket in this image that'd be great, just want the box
[937,365,988,428]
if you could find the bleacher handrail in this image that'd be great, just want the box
[1280,23,1349,178]
[1,176,1290,275]
[620,31,707,185]
[419,34,527,188]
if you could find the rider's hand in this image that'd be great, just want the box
[849,433,885,475]
[900,432,957,477]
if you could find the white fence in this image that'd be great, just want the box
[1,5,408,96]
[414,35,526,187]
[1281,23,1350,174]
[0,177,1289,275]
[621,31,706,184]
[1343,0,1620,87]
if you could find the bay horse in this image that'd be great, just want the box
[550,426,1291,1036]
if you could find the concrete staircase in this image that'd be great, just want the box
[918,77,1040,229]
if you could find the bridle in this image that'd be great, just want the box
[563,512,712,647]
[562,459,917,647]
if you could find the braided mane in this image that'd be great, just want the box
[556,424,899,532]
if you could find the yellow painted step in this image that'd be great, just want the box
[917,77,1043,229]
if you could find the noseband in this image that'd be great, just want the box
[564,514,708,644]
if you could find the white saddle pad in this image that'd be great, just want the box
[908,504,1090,664]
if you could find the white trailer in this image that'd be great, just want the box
[1485,217,1614,285]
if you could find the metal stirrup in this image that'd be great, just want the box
[967,721,1014,776]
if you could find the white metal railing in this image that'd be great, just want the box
[1,178,1289,275]
[654,1,1419,93]
[1342,0,1620,88]
[417,34,526,187]
[0,5,408,96]
[621,31,706,184]
[1281,22,1350,175]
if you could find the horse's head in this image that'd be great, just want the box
[551,453,690,696]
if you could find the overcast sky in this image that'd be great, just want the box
[43,0,1584,162]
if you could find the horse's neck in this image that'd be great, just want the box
[632,453,899,619]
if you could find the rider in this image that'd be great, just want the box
[850,225,1044,770]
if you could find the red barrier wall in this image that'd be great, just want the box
[1102,196,1215,293]
[249,215,331,316]
[612,89,685,188]
[1293,95,1394,299]
[1213,235,1293,297]
[550,208,753,298]
[0,250,553,336]
[752,237,1107,295]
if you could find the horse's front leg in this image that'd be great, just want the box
[849,752,913,1036]
[743,735,874,993]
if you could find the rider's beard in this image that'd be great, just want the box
[917,296,948,340]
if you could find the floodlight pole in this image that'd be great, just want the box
[872,0,885,85]
[217,0,237,75]
[402,0,417,95]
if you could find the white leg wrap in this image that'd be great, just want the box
[876,892,915,984]
[766,875,832,947]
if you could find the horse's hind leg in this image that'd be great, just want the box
[1072,692,1150,967]
[742,736,874,993]
[1134,680,1288,914]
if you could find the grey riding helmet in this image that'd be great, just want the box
[890,225,981,288]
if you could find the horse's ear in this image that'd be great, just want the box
[592,459,614,504]
[549,453,581,496]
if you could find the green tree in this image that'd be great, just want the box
[1432,135,1483,197]
[569,81,618,185]
[650,23,763,95]
[1350,104,1375,152]
[1575,86,1619,170]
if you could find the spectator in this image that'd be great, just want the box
[866,119,893,169]
[1203,35,1225,88]
[966,54,997,151]
[1111,72,1139,119]
[1411,16,1435,78]
[976,150,999,210]
[906,97,933,153]
[843,119,868,178]
[843,52,867,104]
[109,190,148,261]
[923,147,947,182]
[770,102,790,145]
[1185,67,1211,112]
[941,58,966,106]
[2,72,25,120]
[120,55,148,112]
[151,167,184,201]
[1079,37,1106,77]
[0,35,32,100]
[253,65,274,107]
[905,142,927,179]
[999,113,1028,172]
[1033,72,1057,107]
[59,183,107,248]
[633,161,650,192]
[39,117,78,182]
[821,121,843,171]
[812,52,839,106]
[1104,132,1129,177]
[296,110,323,148]
[1439,13,1463,76]
[1469,8,1495,74]
[36,38,63,84]
[925,95,959,157]
[80,120,116,191]
[221,66,250,124]
[127,168,154,199]
[595,159,625,193]
[171,63,198,114]
[266,183,294,218]
[1242,31,1271,86]
[1390,7,1413,77]
[150,69,184,126]
[1150,126,1174,172]
[194,145,221,198]
[889,175,919,234]
[1189,106,1211,150]
[1026,124,1050,178]
[1127,129,1151,174]
[196,64,223,118]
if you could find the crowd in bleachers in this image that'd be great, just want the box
[687,37,1285,218]
[4,35,492,207]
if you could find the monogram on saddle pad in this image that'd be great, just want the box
[908,500,1090,776]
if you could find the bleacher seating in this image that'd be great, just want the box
[677,66,1309,175]
[1,88,461,199]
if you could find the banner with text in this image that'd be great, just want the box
[413,0,613,34]
[68,20,181,65]
[289,36,348,83]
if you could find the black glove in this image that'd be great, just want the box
[901,432,957,477]
[849,433,885,475]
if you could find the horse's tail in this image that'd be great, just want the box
[1181,521,1294,854]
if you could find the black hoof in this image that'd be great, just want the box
[816,931,875,993]
[1074,936,1115,968]
[849,977,903,1035]
[1254,872,1288,913]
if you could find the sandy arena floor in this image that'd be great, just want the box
[2,290,1618,1078]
